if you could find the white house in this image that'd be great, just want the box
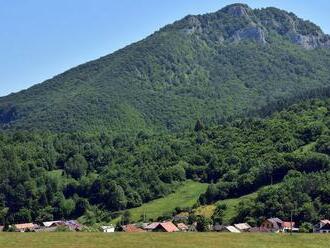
[101,225,115,233]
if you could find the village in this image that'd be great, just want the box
[1,217,329,234]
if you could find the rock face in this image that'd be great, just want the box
[223,3,251,17]
[288,32,330,49]
[172,4,330,49]
[233,27,266,44]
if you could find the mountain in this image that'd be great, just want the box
[1,3,330,133]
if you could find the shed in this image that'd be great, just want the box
[234,223,251,232]
[100,225,115,233]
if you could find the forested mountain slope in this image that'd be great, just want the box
[1,4,330,132]
[0,97,329,225]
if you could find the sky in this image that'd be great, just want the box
[0,0,329,97]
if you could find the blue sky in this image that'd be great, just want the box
[1,0,329,97]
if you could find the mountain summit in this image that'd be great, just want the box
[171,3,330,49]
[1,4,330,132]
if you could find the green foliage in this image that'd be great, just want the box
[0,96,328,225]
[211,203,227,224]
[196,215,211,232]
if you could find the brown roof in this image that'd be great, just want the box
[122,224,145,233]
[177,223,189,231]
[156,222,179,232]
[14,223,36,230]
[145,222,160,230]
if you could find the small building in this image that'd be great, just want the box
[153,222,179,232]
[144,222,160,231]
[314,220,330,233]
[173,212,189,222]
[100,225,115,233]
[224,226,241,233]
[260,218,283,232]
[0,226,4,232]
[234,223,251,232]
[122,224,145,233]
[65,220,82,231]
[42,221,64,228]
[281,222,298,233]
[14,223,38,232]
[176,223,189,232]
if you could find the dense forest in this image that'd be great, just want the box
[1,4,330,133]
[0,96,329,226]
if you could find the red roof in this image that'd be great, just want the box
[123,224,145,233]
[282,222,295,228]
[156,222,179,232]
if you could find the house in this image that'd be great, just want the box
[234,223,251,232]
[314,220,330,233]
[153,222,179,232]
[224,226,241,233]
[260,218,283,232]
[144,222,160,231]
[100,225,115,233]
[14,223,38,232]
[176,223,189,232]
[64,220,82,231]
[122,224,145,233]
[281,222,298,233]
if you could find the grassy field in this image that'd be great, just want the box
[116,181,208,222]
[0,233,329,248]
[194,192,258,223]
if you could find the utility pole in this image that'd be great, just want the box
[290,209,293,235]
[144,210,146,223]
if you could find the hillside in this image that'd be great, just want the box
[0,97,329,225]
[194,191,258,224]
[111,181,207,223]
[1,4,330,132]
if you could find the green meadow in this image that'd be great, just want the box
[0,233,329,248]
[113,181,208,223]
